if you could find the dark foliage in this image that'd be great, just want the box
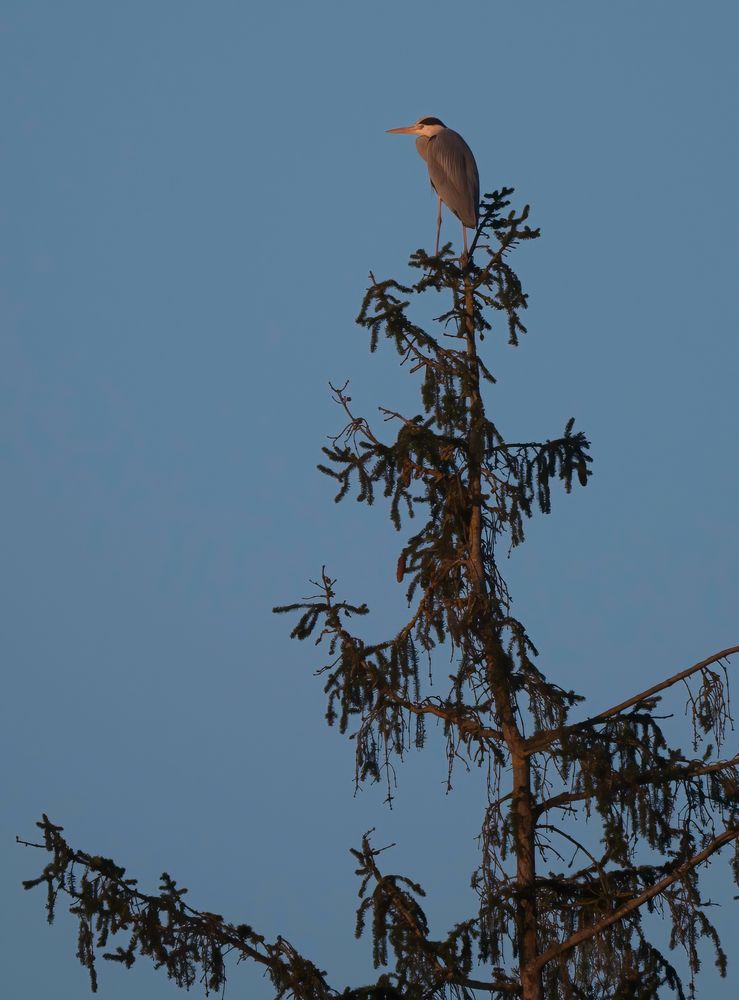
[21,190,738,1000]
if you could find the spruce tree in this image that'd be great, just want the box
[19,189,738,1000]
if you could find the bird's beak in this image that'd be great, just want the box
[386,125,418,135]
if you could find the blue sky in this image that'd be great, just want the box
[2,3,737,997]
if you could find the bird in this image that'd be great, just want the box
[386,116,480,258]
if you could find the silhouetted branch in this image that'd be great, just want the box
[20,816,329,998]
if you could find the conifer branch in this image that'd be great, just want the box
[353,835,521,997]
[378,694,503,742]
[456,977,520,995]
[528,646,739,753]
[535,754,739,817]
[19,816,329,998]
[23,180,735,1000]
[533,826,739,974]
[352,834,446,979]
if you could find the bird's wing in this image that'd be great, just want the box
[426,130,479,229]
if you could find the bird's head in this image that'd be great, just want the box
[386,116,446,138]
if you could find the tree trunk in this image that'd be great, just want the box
[464,274,543,1000]
[512,752,543,1000]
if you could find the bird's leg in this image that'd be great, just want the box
[462,224,469,261]
[435,195,442,256]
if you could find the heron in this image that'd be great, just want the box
[386,116,480,258]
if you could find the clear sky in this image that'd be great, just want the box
[2,2,737,997]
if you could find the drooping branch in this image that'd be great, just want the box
[351,833,521,998]
[19,816,331,999]
[352,832,444,982]
[533,826,739,974]
[535,754,739,817]
[21,178,735,1000]
[528,646,739,754]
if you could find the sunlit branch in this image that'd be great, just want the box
[457,976,520,994]
[528,646,739,754]
[383,696,503,743]
[533,826,739,974]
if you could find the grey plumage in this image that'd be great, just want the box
[386,116,480,255]
[416,128,479,230]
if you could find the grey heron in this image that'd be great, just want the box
[386,116,480,257]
